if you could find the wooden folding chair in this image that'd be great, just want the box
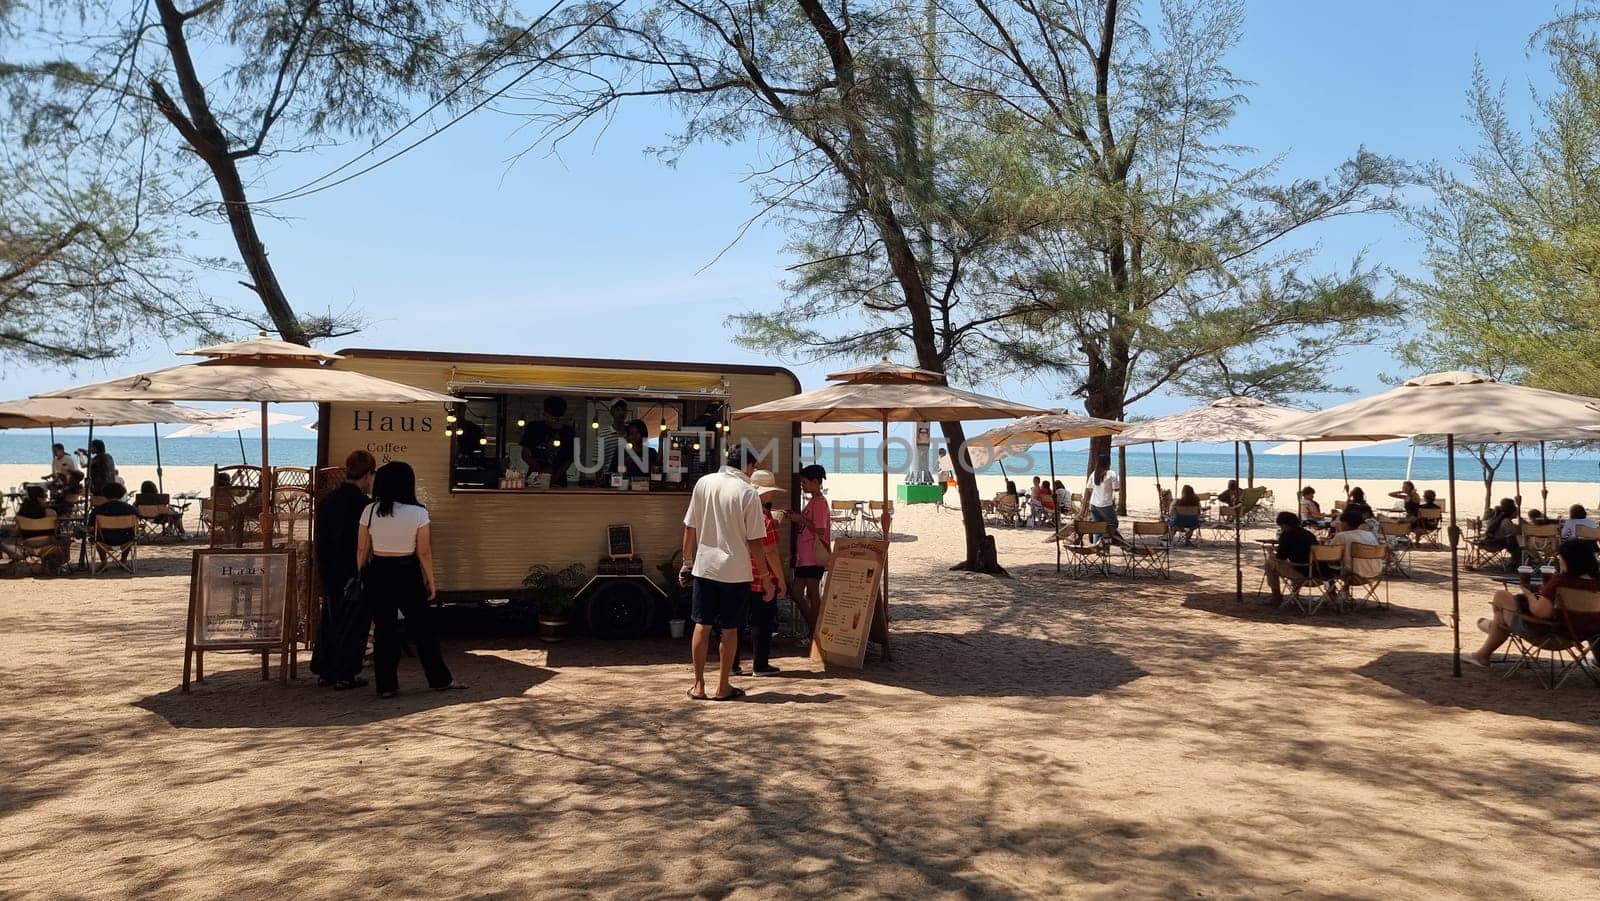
[860,500,892,538]
[1122,522,1171,578]
[993,493,1021,526]
[1062,521,1113,577]
[5,513,64,575]
[1503,587,1600,689]
[89,514,139,573]
[1377,520,1412,578]
[1166,505,1203,546]
[829,500,859,538]
[1290,545,1346,616]
[1344,543,1390,611]
[1520,523,1561,569]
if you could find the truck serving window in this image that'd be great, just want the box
[449,392,726,491]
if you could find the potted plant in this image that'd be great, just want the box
[522,563,588,642]
[656,551,692,639]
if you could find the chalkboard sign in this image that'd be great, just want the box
[607,523,634,559]
[183,548,295,690]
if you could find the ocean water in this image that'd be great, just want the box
[3,432,1597,484]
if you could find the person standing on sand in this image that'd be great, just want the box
[790,464,832,633]
[679,444,780,702]
[357,461,466,698]
[311,450,376,690]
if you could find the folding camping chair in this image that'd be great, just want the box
[3,513,64,575]
[1377,520,1413,578]
[860,500,892,538]
[1411,509,1444,548]
[1168,505,1203,546]
[1062,521,1113,578]
[993,493,1021,526]
[1289,545,1347,616]
[829,500,860,538]
[1344,543,1390,611]
[136,494,185,541]
[1520,523,1561,570]
[1503,587,1600,689]
[1122,521,1171,578]
[1464,519,1512,571]
[89,514,139,574]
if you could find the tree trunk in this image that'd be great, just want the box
[1244,441,1256,487]
[1115,445,1127,515]
[150,0,308,346]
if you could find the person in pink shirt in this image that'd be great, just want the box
[790,464,832,632]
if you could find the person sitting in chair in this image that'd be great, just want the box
[2,486,59,563]
[1299,486,1322,522]
[1344,487,1375,523]
[87,483,138,565]
[1388,481,1422,519]
[1264,511,1317,606]
[1167,485,1203,545]
[1562,504,1597,543]
[1409,490,1442,539]
[1474,497,1522,569]
[1467,539,1600,668]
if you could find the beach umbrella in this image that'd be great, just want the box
[1114,397,1306,601]
[166,407,306,463]
[1264,438,1409,502]
[36,333,456,545]
[1274,371,1600,677]
[0,399,217,495]
[964,412,1126,573]
[735,372,1044,653]
[800,421,876,436]
[824,360,945,384]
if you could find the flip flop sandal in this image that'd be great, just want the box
[711,687,747,702]
[687,688,710,701]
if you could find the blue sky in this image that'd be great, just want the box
[1,0,1567,445]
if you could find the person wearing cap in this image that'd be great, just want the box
[791,463,831,630]
[734,469,788,676]
[680,444,782,701]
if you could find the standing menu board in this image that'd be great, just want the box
[184,548,296,690]
[811,538,889,669]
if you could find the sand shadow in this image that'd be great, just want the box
[1004,561,1203,584]
[133,649,552,729]
[1355,650,1600,726]
[860,630,1144,698]
[1182,591,1444,630]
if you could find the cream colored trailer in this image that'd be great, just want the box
[317,349,799,615]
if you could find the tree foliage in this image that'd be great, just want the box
[1,0,475,347]
[1397,6,1600,396]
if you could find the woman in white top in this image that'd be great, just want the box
[357,461,464,698]
[1085,455,1122,544]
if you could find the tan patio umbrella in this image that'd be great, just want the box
[965,412,1128,573]
[800,421,876,436]
[1114,397,1306,601]
[0,398,218,495]
[735,376,1044,655]
[1274,371,1600,677]
[37,334,456,544]
[824,359,945,384]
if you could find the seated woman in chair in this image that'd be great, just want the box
[1166,485,1203,545]
[1299,486,1322,523]
[2,487,57,562]
[1388,481,1421,519]
[1473,497,1522,569]
[1468,539,1600,667]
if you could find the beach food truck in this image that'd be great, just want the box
[317,349,799,637]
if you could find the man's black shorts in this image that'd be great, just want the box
[692,577,750,629]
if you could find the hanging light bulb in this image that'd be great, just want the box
[659,421,668,432]
[479,437,488,446]
[516,418,526,428]
[721,424,731,433]
[713,421,722,430]
[446,414,457,424]
[552,439,562,448]
[692,442,701,451]
[591,420,600,430]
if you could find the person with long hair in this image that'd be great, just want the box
[357,462,465,698]
[1475,497,1522,568]
[1468,539,1600,667]
[1085,454,1121,543]
[1388,480,1421,519]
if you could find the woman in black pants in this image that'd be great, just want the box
[357,462,466,698]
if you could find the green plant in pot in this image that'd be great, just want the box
[656,551,692,638]
[522,563,588,642]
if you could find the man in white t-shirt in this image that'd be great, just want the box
[50,443,81,484]
[1561,504,1597,541]
[680,444,779,701]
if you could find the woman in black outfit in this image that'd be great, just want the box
[357,462,465,698]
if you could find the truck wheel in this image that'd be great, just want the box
[586,580,656,639]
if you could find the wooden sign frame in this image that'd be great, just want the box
[606,523,635,559]
[811,538,890,670]
[183,548,297,691]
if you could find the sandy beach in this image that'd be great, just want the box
[3,485,1599,898]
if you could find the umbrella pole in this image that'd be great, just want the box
[1340,450,1350,498]
[1513,442,1522,510]
[1174,443,1180,482]
[153,423,164,493]
[1448,434,1461,678]
[1151,443,1162,512]
[260,401,273,550]
[77,418,96,570]
[1234,440,1242,603]
[880,417,890,661]
[1049,433,1060,574]
[238,430,248,464]
[1296,441,1303,509]
[1540,441,1548,512]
